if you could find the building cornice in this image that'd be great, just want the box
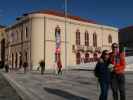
[5,13,118,32]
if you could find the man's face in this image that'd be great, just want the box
[112,44,119,53]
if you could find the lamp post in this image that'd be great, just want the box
[64,0,68,70]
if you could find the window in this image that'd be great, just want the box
[12,53,14,69]
[15,52,18,69]
[16,30,18,41]
[72,45,75,52]
[85,31,89,46]
[19,52,22,68]
[21,28,23,41]
[25,51,28,61]
[11,32,15,42]
[108,35,112,43]
[76,29,80,45]
[93,33,97,47]
[25,26,28,39]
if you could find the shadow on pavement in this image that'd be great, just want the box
[44,87,89,100]
[30,71,56,75]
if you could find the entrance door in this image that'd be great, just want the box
[76,52,80,64]
[85,53,89,63]
[15,53,18,69]
[19,52,22,68]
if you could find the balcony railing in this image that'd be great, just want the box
[72,45,100,52]
[95,47,102,52]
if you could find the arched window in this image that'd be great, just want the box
[108,35,112,43]
[12,53,14,69]
[16,30,18,41]
[93,33,97,47]
[76,29,80,45]
[26,52,28,61]
[15,52,18,69]
[25,26,28,39]
[85,31,89,46]
[19,52,22,68]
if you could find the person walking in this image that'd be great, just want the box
[110,43,126,100]
[94,50,111,100]
[5,63,9,73]
[57,59,62,75]
[23,62,28,73]
[39,60,45,75]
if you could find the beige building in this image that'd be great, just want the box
[5,10,118,70]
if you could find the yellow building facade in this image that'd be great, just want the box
[5,10,118,70]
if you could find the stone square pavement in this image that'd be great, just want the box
[1,69,133,100]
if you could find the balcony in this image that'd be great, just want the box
[72,45,84,52]
[86,46,94,52]
[95,47,102,52]
[72,45,94,52]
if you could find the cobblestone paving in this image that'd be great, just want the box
[1,70,133,100]
[0,73,22,100]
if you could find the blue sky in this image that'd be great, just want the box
[0,0,133,28]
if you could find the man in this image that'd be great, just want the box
[110,43,126,100]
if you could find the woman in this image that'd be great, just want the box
[94,50,111,100]
[57,59,62,75]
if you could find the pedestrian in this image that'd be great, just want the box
[110,43,126,100]
[9,63,12,72]
[39,60,45,75]
[23,62,28,73]
[5,63,9,73]
[57,60,62,75]
[94,50,111,100]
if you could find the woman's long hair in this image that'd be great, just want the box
[100,50,108,59]
[100,50,110,65]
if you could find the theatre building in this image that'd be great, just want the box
[5,10,118,70]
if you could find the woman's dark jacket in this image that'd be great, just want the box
[94,59,111,83]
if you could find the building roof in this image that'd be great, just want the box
[0,25,5,28]
[119,25,133,32]
[8,10,117,31]
[25,10,97,24]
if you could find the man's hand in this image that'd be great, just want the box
[108,64,114,72]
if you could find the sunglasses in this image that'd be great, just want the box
[104,53,109,55]
[112,46,118,48]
